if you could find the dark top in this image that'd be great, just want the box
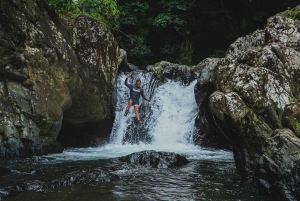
[125,78,147,100]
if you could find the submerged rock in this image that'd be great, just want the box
[118,150,189,168]
[0,180,48,200]
[51,168,119,188]
[0,168,118,200]
[199,5,300,200]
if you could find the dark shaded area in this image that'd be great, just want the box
[115,0,299,67]
[57,119,113,147]
[193,82,231,150]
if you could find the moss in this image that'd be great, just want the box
[295,122,300,137]
[287,7,299,21]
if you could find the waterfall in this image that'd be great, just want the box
[46,71,233,161]
[110,71,199,148]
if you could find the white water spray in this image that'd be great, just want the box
[110,72,198,148]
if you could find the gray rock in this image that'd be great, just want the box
[118,150,189,168]
[282,102,300,137]
[256,129,300,201]
[204,5,300,200]
[191,58,220,87]
[147,61,195,85]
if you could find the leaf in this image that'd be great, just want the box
[153,13,172,29]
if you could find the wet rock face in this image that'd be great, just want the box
[199,5,300,200]
[191,58,230,149]
[255,129,300,201]
[118,150,189,168]
[63,16,120,127]
[0,0,126,156]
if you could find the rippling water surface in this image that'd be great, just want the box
[2,146,268,201]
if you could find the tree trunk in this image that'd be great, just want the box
[179,33,193,65]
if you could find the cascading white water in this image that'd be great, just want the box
[110,72,198,147]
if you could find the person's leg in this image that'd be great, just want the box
[126,99,133,111]
[134,105,142,123]
[124,99,133,116]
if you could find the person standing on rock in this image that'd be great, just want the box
[124,74,150,124]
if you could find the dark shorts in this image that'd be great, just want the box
[129,98,139,106]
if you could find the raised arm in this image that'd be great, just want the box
[124,74,133,89]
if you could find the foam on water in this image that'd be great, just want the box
[47,144,233,162]
[45,72,233,163]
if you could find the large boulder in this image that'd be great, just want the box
[57,15,122,146]
[255,129,300,200]
[209,91,273,178]
[146,61,195,84]
[201,5,300,200]
[0,0,126,156]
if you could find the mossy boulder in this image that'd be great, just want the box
[282,102,300,137]
[199,5,300,200]
[0,0,126,156]
[146,61,194,84]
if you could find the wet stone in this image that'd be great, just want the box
[50,168,119,188]
[118,150,190,168]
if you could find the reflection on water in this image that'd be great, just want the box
[5,158,268,201]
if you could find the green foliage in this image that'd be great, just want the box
[127,35,152,66]
[45,0,120,28]
[153,13,172,29]
[241,19,247,30]
[116,0,300,67]
[290,96,300,102]
[116,0,197,66]
[295,122,300,137]
[290,97,297,102]
[287,7,299,21]
[18,46,24,52]
[119,2,150,25]
[209,49,229,58]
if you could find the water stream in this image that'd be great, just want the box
[0,72,268,200]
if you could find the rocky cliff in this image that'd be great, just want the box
[0,0,126,156]
[193,6,300,200]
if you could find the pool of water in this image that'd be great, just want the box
[0,146,269,201]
